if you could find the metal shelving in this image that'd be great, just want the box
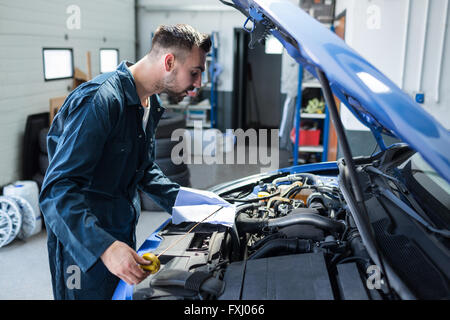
[292,65,330,165]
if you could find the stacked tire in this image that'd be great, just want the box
[141,112,191,211]
[22,112,50,190]
[36,127,50,187]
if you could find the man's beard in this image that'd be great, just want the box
[162,72,194,103]
[163,88,186,103]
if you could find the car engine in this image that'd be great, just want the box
[133,172,384,300]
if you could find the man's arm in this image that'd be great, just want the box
[40,95,150,284]
[138,160,180,213]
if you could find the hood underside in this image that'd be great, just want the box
[229,0,450,183]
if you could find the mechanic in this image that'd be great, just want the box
[39,24,211,300]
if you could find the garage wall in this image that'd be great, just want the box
[334,0,449,158]
[0,0,135,186]
[335,0,450,131]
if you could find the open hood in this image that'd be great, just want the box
[225,0,450,183]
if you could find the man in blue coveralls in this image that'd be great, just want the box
[39,24,211,299]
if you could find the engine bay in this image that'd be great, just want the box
[133,170,386,300]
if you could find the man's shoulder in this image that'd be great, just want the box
[83,71,122,98]
[56,73,125,125]
[67,71,124,106]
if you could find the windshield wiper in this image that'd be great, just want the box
[379,187,450,238]
[364,165,444,229]
[365,166,402,185]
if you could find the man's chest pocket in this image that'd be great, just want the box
[102,139,134,174]
[109,139,132,154]
[91,139,134,194]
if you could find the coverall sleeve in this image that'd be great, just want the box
[138,161,180,214]
[39,94,117,273]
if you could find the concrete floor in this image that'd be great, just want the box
[0,144,290,300]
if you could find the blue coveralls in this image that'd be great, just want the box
[39,61,180,300]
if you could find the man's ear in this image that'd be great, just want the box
[164,53,175,72]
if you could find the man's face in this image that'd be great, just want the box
[163,46,206,103]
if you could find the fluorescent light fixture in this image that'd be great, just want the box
[265,35,283,54]
[357,72,390,93]
[100,49,119,73]
[43,48,74,81]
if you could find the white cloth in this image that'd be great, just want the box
[171,187,236,227]
[142,97,150,132]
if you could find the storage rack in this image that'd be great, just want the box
[292,64,330,165]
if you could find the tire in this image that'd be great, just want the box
[140,191,165,212]
[32,173,44,189]
[167,168,191,187]
[155,157,187,176]
[155,138,182,159]
[39,153,49,176]
[39,127,49,154]
[155,112,185,139]
[22,112,50,180]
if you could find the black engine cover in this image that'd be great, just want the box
[219,252,334,300]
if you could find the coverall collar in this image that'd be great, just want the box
[117,60,142,107]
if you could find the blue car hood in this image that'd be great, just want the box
[229,0,450,182]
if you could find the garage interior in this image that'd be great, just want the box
[0,0,449,300]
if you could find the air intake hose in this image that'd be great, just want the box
[236,208,345,234]
[248,238,312,260]
[267,211,345,233]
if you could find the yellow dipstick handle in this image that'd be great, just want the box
[140,252,160,274]
[139,207,224,275]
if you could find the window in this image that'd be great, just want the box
[100,49,119,73]
[265,35,283,54]
[42,48,74,81]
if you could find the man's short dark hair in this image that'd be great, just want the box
[150,24,211,59]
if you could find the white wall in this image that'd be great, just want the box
[336,0,450,130]
[0,0,135,186]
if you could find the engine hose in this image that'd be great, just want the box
[235,213,267,234]
[249,233,283,251]
[248,238,312,260]
[235,208,345,234]
[273,173,318,186]
[227,191,281,203]
[267,212,345,233]
[348,229,372,270]
[229,223,241,261]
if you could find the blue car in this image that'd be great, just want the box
[113,0,450,300]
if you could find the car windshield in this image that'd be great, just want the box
[397,153,450,228]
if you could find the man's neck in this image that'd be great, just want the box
[128,57,161,106]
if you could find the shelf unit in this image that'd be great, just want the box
[291,1,336,164]
[292,65,330,165]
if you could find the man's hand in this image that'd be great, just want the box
[100,241,151,285]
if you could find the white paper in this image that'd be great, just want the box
[171,187,235,227]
